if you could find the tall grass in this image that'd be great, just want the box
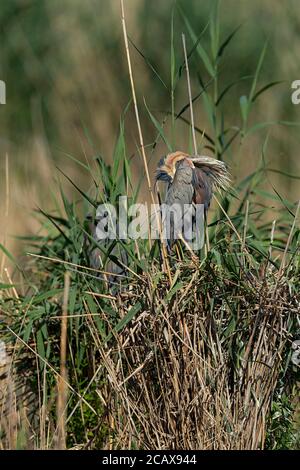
[0,2,299,450]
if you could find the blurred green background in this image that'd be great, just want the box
[0,0,300,257]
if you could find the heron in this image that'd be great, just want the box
[155,151,230,249]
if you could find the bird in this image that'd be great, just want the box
[155,151,230,249]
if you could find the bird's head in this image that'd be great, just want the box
[155,151,191,183]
